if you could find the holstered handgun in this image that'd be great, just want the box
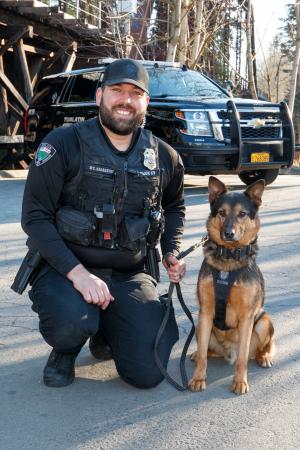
[146,245,161,282]
[11,250,43,295]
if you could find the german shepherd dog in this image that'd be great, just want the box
[189,176,275,394]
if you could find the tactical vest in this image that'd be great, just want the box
[56,118,161,255]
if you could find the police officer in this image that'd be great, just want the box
[21,59,186,389]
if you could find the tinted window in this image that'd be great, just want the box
[67,71,101,102]
[148,69,228,98]
[31,78,66,106]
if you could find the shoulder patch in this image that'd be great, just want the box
[35,143,57,167]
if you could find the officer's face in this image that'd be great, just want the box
[96,84,149,135]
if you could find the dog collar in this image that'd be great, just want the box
[207,238,257,261]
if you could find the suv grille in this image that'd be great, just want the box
[217,111,280,121]
[217,108,281,140]
[222,126,281,140]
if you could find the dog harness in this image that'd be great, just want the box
[211,267,244,330]
[206,239,259,331]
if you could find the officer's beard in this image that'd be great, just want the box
[99,100,145,136]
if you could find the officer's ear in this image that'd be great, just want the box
[96,87,103,107]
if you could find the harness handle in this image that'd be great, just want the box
[154,235,208,391]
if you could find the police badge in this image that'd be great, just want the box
[143,148,156,170]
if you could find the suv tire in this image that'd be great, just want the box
[238,168,279,186]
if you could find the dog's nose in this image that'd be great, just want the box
[223,229,236,241]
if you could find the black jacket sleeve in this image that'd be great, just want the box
[158,139,185,257]
[21,127,81,276]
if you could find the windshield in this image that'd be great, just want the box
[148,69,228,99]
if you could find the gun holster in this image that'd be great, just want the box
[11,250,43,295]
[146,245,161,283]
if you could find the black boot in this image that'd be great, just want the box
[43,349,77,387]
[89,330,112,361]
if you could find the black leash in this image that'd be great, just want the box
[154,235,208,391]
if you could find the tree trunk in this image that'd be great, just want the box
[178,0,190,64]
[246,0,257,99]
[190,0,204,65]
[288,1,300,116]
[166,0,182,62]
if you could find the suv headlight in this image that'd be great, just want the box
[175,110,213,136]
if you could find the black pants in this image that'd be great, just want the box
[29,266,179,389]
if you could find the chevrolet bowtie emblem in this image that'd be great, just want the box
[248,118,266,129]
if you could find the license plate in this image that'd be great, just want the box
[250,152,270,163]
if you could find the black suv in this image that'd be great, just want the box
[24,59,295,185]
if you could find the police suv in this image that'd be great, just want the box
[24,59,295,185]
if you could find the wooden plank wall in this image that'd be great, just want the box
[0,1,103,167]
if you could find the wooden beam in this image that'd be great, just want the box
[0,56,8,113]
[49,11,77,21]
[11,120,21,137]
[45,41,77,71]
[0,1,44,7]
[63,41,77,72]
[0,7,78,43]
[0,1,32,5]
[0,54,10,134]
[30,56,44,88]
[0,25,32,39]
[0,25,33,56]
[15,38,33,102]
[63,50,77,72]
[0,69,28,110]
[19,159,29,169]
[18,7,50,17]
[7,44,54,57]
[0,135,24,144]
[8,101,24,120]
[44,46,66,71]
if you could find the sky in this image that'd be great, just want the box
[252,0,294,59]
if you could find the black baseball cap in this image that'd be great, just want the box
[102,59,149,94]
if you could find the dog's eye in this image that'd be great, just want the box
[218,209,226,217]
[238,211,247,218]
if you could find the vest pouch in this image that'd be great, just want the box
[126,171,160,212]
[56,207,97,246]
[119,216,150,252]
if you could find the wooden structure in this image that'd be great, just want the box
[0,0,104,168]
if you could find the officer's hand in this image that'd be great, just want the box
[163,253,186,283]
[67,264,114,309]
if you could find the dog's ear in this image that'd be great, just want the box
[208,176,227,204]
[244,179,265,209]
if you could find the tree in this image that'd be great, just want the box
[154,0,249,94]
[256,35,291,102]
[166,0,182,61]
[40,0,253,92]
[275,2,300,145]
[288,1,300,116]
[190,0,204,65]
[246,0,257,98]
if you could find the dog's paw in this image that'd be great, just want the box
[231,379,249,395]
[256,354,273,368]
[188,378,207,392]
